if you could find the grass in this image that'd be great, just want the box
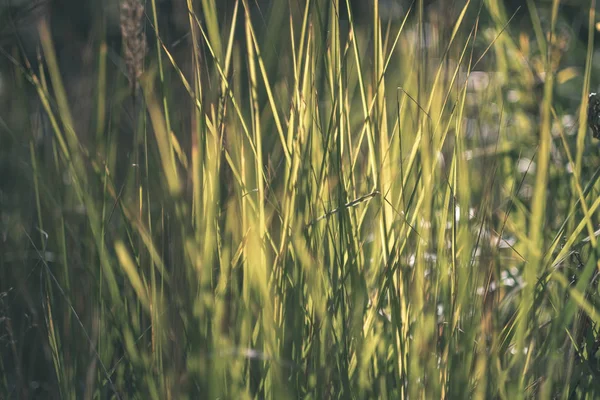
[2,0,600,398]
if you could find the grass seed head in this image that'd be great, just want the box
[119,0,146,94]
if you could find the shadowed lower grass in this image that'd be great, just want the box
[3,0,600,398]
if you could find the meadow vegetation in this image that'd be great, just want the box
[2,0,600,398]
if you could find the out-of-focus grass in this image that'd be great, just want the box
[3,0,600,398]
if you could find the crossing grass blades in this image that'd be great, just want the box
[5,0,600,398]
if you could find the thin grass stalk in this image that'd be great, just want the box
[518,1,554,392]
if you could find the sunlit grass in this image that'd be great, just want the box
[4,0,600,398]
